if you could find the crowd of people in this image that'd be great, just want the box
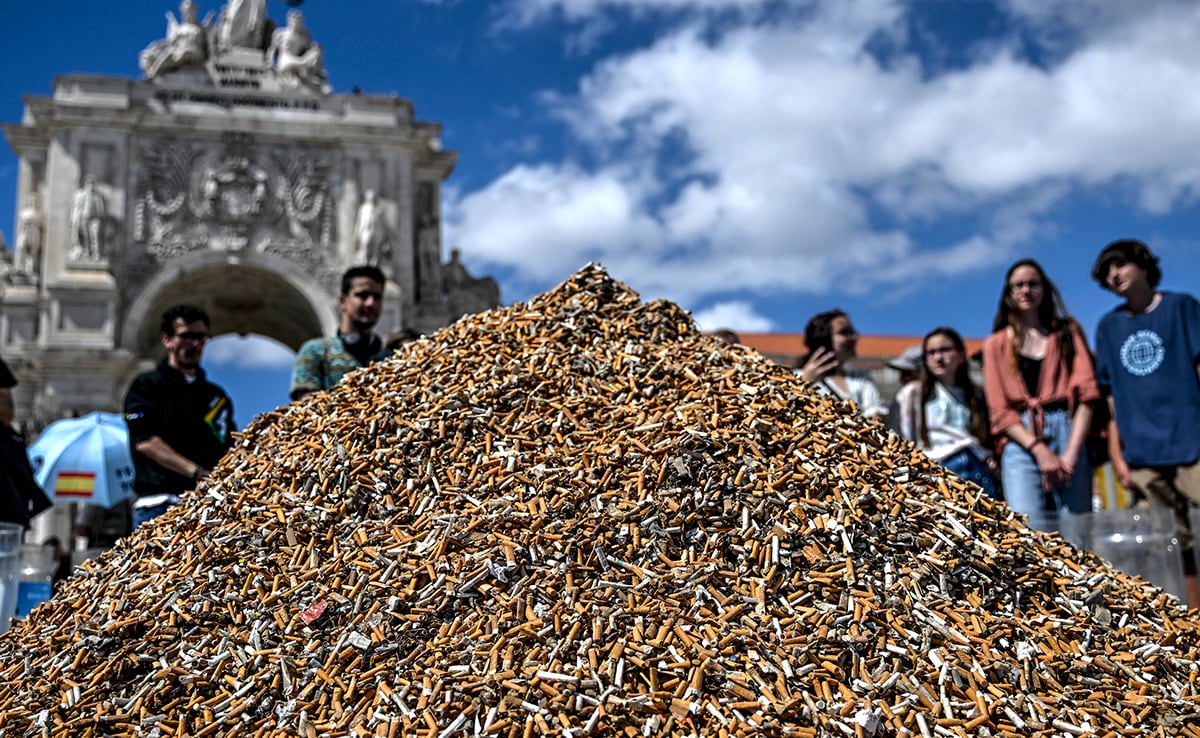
[0,265,414,539]
[780,239,1200,606]
[123,265,415,531]
[0,239,1196,606]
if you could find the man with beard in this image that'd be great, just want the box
[124,305,235,529]
[290,266,387,401]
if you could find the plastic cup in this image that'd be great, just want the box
[0,522,22,635]
[1070,508,1186,602]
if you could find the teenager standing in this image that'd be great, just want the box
[895,327,999,499]
[1092,239,1200,607]
[982,259,1099,534]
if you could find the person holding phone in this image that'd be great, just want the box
[796,309,887,420]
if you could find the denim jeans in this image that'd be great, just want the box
[942,449,1000,500]
[132,500,176,530]
[1001,407,1092,536]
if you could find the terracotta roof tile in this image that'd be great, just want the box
[736,333,984,362]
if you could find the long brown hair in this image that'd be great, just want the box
[991,259,1076,373]
[798,309,848,369]
[917,327,988,447]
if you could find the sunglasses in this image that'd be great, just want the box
[174,331,209,343]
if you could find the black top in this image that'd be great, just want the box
[124,360,236,496]
[1017,355,1043,398]
[0,424,52,527]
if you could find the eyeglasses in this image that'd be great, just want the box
[1008,280,1043,292]
[174,331,209,343]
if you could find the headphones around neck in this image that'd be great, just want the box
[339,331,381,354]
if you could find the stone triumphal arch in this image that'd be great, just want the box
[2,0,500,429]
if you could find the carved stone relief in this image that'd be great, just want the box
[133,137,337,268]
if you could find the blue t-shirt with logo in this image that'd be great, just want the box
[1094,291,1200,467]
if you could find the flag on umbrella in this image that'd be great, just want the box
[54,472,97,499]
[28,412,135,508]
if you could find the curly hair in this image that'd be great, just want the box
[159,304,210,336]
[1091,238,1161,290]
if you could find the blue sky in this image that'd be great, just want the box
[4,0,1200,424]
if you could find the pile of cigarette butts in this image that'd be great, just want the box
[1,265,1197,737]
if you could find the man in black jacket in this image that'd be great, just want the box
[124,305,235,529]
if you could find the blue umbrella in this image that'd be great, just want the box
[27,413,135,508]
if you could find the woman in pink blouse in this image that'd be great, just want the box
[982,259,1100,534]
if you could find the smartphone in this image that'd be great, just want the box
[805,331,833,355]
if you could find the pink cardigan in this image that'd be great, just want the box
[981,323,1100,444]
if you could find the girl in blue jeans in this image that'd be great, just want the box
[1000,408,1093,532]
[982,259,1101,536]
[895,327,999,500]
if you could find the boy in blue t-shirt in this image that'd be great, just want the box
[1092,238,1200,607]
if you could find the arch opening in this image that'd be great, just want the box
[127,261,329,360]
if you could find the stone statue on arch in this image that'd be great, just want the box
[267,10,330,95]
[216,0,273,51]
[70,176,110,262]
[140,0,212,80]
[13,195,43,279]
[353,189,389,267]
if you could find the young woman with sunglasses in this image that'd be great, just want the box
[982,259,1100,533]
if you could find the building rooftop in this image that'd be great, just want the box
[736,333,984,367]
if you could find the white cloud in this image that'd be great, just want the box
[450,0,1200,311]
[447,162,662,281]
[691,300,775,332]
[889,16,1200,196]
[205,334,295,371]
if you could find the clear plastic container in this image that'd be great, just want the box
[1189,507,1200,578]
[16,544,54,619]
[0,523,22,635]
[1069,508,1186,602]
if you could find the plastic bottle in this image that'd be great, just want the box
[16,544,54,619]
[0,523,21,634]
